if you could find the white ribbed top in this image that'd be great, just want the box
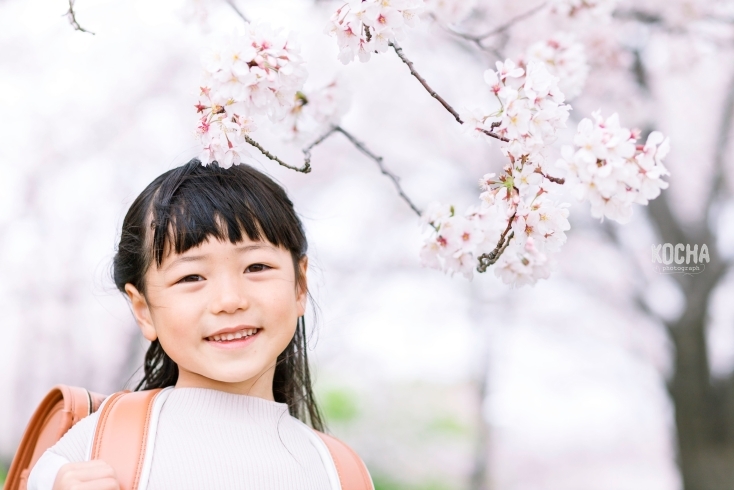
[47,387,332,489]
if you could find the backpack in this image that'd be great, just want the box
[6,385,373,490]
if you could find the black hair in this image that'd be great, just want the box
[113,158,324,431]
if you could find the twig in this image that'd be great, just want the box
[388,40,462,123]
[447,2,547,42]
[388,40,508,142]
[613,7,734,47]
[65,0,94,35]
[333,126,423,217]
[223,0,249,23]
[538,170,565,185]
[302,126,338,166]
[476,128,510,142]
[245,135,311,173]
[477,214,516,272]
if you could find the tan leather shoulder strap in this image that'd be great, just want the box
[6,385,101,490]
[315,431,374,490]
[91,389,162,490]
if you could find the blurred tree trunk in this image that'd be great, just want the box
[469,362,490,490]
[658,198,734,490]
[663,245,730,490]
[468,283,496,490]
[629,39,734,488]
[645,65,734,489]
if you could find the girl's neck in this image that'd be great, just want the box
[174,367,275,400]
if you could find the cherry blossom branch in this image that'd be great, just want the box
[476,214,516,272]
[388,40,509,142]
[537,170,565,185]
[299,125,423,216]
[388,40,461,122]
[65,0,94,35]
[244,135,312,173]
[613,8,734,47]
[333,125,423,217]
[223,0,250,23]
[301,126,338,166]
[216,1,421,213]
[446,2,548,42]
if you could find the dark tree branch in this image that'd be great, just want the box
[333,125,423,217]
[537,170,565,184]
[706,67,734,212]
[476,127,510,142]
[65,0,94,35]
[297,124,423,216]
[388,40,462,123]
[613,8,665,25]
[245,135,311,173]
[301,125,338,165]
[477,215,516,272]
[614,8,734,47]
[223,0,250,23]
[446,2,548,41]
[388,40,509,142]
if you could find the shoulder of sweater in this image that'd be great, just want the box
[47,409,100,462]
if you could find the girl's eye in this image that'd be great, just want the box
[246,263,271,273]
[178,274,204,283]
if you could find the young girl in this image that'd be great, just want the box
[27,159,367,489]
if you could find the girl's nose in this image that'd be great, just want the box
[209,276,250,314]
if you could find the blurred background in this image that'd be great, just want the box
[1,0,733,489]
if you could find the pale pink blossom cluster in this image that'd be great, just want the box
[550,0,618,19]
[494,237,552,287]
[463,59,571,162]
[196,88,257,167]
[195,23,307,166]
[522,33,589,100]
[424,57,574,286]
[277,79,351,142]
[419,200,505,280]
[421,170,570,285]
[482,173,570,287]
[325,0,425,64]
[557,111,671,223]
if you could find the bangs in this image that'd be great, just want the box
[147,161,306,267]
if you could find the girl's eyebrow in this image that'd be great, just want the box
[163,244,274,271]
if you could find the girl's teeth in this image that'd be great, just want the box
[209,329,256,342]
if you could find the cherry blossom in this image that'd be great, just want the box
[276,78,351,142]
[420,201,504,280]
[494,237,552,288]
[200,23,307,120]
[470,59,571,161]
[522,33,589,100]
[195,22,308,165]
[424,54,574,286]
[557,111,670,223]
[421,172,570,285]
[325,0,425,64]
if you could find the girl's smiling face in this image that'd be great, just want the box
[125,234,307,399]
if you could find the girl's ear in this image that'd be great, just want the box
[124,283,158,342]
[296,256,308,317]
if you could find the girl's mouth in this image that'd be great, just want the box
[205,328,260,349]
